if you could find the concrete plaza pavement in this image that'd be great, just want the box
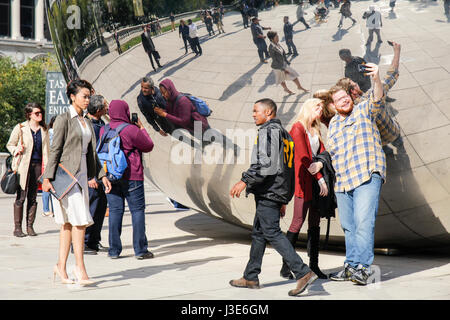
[0,182,449,300]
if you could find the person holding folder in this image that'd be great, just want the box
[42,79,111,286]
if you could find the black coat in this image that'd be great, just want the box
[137,90,174,134]
[312,151,337,219]
[141,32,155,52]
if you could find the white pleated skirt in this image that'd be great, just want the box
[53,154,93,227]
[274,66,300,85]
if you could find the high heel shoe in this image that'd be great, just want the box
[73,266,95,286]
[53,265,75,284]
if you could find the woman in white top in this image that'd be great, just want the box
[42,80,111,285]
[267,31,308,95]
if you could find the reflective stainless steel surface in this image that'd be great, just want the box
[46,0,450,249]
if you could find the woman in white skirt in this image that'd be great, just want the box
[267,31,309,95]
[42,80,111,285]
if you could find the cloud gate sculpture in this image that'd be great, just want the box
[45,0,450,251]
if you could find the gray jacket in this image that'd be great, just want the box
[42,107,105,181]
[269,42,289,70]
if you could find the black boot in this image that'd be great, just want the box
[307,227,327,279]
[13,203,27,237]
[280,231,299,279]
[26,203,38,236]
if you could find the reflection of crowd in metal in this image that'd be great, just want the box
[4,1,406,294]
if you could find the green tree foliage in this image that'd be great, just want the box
[0,55,60,152]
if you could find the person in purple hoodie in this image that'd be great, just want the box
[154,79,209,135]
[100,100,154,260]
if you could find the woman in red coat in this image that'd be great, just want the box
[281,98,329,279]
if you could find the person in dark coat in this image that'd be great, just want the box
[179,19,191,54]
[283,16,298,56]
[141,26,162,72]
[338,0,356,28]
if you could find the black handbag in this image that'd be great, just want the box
[1,155,20,194]
[152,50,160,59]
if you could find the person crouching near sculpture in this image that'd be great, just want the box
[42,79,112,285]
[229,98,318,297]
[7,102,49,237]
[280,98,331,281]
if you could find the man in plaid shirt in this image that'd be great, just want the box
[337,42,402,146]
[327,63,385,285]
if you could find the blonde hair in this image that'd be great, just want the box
[295,98,323,140]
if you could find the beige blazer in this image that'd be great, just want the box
[6,121,49,190]
[42,106,105,181]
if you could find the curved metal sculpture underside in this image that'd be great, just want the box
[46,0,450,250]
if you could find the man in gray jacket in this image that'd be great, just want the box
[250,17,271,63]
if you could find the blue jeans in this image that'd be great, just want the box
[243,197,310,282]
[254,39,269,62]
[106,180,148,257]
[335,173,382,269]
[42,191,53,213]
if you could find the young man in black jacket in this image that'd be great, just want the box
[141,26,162,71]
[229,98,317,297]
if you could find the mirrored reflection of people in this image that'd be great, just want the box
[338,0,356,28]
[141,26,163,72]
[445,0,450,20]
[240,3,250,29]
[100,100,154,260]
[188,19,202,56]
[327,64,385,285]
[363,5,382,46]
[170,12,176,32]
[137,77,174,136]
[213,8,225,34]
[283,16,298,56]
[155,79,209,135]
[337,42,402,146]
[295,1,310,29]
[7,103,49,237]
[205,12,215,36]
[389,0,396,13]
[114,30,122,55]
[84,95,109,254]
[281,98,330,280]
[42,80,112,285]
[229,98,318,296]
[251,17,271,64]
[267,31,308,95]
[339,48,371,93]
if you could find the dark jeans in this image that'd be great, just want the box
[285,37,298,54]
[294,17,310,29]
[243,197,311,282]
[182,36,189,52]
[85,184,107,249]
[106,180,148,257]
[189,37,202,55]
[254,38,269,62]
[15,162,41,211]
[242,15,249,28]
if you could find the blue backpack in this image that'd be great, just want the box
[175,93,212,117]
[96,123,131,183]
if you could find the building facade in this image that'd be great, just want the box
[0,0,53,64]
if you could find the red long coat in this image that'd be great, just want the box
[289,122,325,201]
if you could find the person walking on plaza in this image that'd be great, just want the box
[179,19,190,54]
[283,16,298,56]
[170,12,175,32]
[339,48,371,93]
[295,1,311,30]
[240,3,250,28]
[389,0,396,13]
[327,63,386,285]
[41,116,57,218]
[187,19,202,56]
[100,100,154,260]
[213,8,225,34]
[338,0,356,28]
[267,31,308,95]
[229,98,318,296]
[363,5,382,46]
[7,103,49,237]
[251,17,271,63]
[141,26,163,72]
[279,98,332,280]
[205,12,215,36]
[114,30,122,55]
[84,95,109,253]
[42,80,112,285]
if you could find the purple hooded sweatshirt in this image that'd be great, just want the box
[159,79,209,133]
[100,100,154,181]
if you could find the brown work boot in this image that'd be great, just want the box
[26,203,37,236]
[288,271,318,296]
[13,203,26,237]
[229,277,260,289]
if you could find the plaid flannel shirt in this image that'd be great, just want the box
[355,68,400,145]
[327,95,386,192]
